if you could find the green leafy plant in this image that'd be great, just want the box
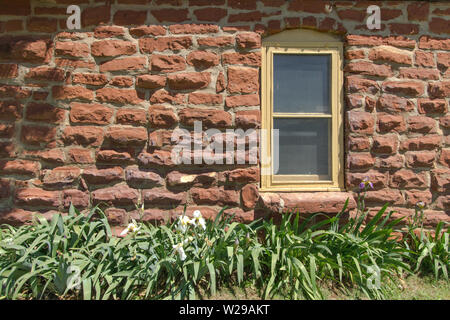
[403,203,449,281]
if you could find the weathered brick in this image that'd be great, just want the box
[70,103,113,125]
[105,127,148,145]
[148,105,178,128]
[91,40,136,57]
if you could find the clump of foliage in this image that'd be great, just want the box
[0,180,447,300]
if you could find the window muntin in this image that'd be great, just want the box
[261,30,344,191]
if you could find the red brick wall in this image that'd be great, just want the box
[0,0,448,229]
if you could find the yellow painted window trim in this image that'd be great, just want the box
[260,30,344,192]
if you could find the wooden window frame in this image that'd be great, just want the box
[260,30,344,192]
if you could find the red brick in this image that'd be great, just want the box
[345,61,393,77]
[288,0,329,13]
[150,89,186,105]
[222,52,261,66]
[227,67,259,94]
[70,103,113,125]
[143,188,187,206]
[188,92,222,105]
[116,108,147,126]
[52,86,94,101]
[389,23,419,35]
[429,18,450,35]
[150,54,186,72]
[406,151,436,168]
[97,150,133,164]
[419,36,450,50]
[415,51,435,68]
[372,135,398,154]
[347,111,374,134]
[391,169,428,189]
[148,105,178,128]
[92,185,139,206]
[407,2,429,21]
[191,187,239,206]
[82,167,124,184]
[94,26,126,38]
[136,75,166,89]
[15,188,61,208]
[348,136,370,152]
[0,123,14,139]
[364,190,404,205]
[194,8,227,22]
[25,102,65,124]
[236,32,261,49]
[179,108,232,128]
[113,10,147,26]
[55,42,89,58]
[368,47,412,65]
[63,189,89,209]
[62,126,104,147]
[11,39,51,63]
[440,149,450,167]
[401,135,442,151]
[0,160,39,176]
[140,36,192,53]
[407,116,437,134]
[99,57,146,72]
[377,114,406,133]
[129,25,166,37]
[187,51,219,69]
[235,110,261,129]
[225,94,260,107]
[96,88,143,105]
[151,9,189,23]
[0,64,18,78]
[417,99,448,114]
[125,167,164,187]
[346,76,379,94]
[399,68,439,80]
[72,73,108,86]
[376,94,414,113]
[43,166,81,188]
[27,17,58,33]
[68,148,93,164]
[428,81,450,99]
[216,72,226,93]
[106,127,148,145]
[404,190,432,207]
[347,153,375,170]
[109,76,133,88]
[138,150,175,167]
[81,5,111,27]
[167,72,211,90]
[197,36,234,47]
[21,125,56,146]
[382,81,425,97]
[91,40,136,57]
[228,11,262,23]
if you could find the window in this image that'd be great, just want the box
[260,29,344,191]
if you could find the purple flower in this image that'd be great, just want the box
[360,177,373,190]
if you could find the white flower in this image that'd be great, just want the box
[2,238,12,245]
[184,236,194,244]
[191,210,206,230]
[120,220,141,236]
[173,242,187,261]
[177,215,191,233]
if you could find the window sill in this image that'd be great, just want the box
[256,191,356,216]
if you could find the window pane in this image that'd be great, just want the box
[273,54,330,114]
[273,118,329,176]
